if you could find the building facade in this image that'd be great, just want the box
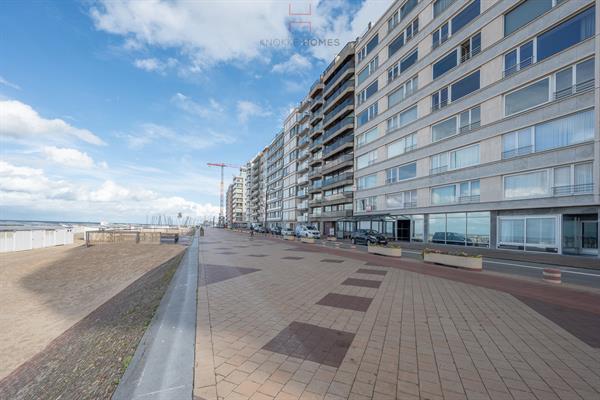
[352,0,598,257]
[266,132,284,229]
[225,175,245,227]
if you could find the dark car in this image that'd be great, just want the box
[269,226,282,235]
[351,229,388,245]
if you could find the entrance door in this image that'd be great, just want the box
[581,221,598,255]
[397,220,410,241]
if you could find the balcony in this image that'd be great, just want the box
[322,172,353,189]
[321,209,353,218]
[297,176,309,185]
[297,201,309,210]
[553,184,593,196]
[323,97,354,126]
[309,167,322,178]
[297,189,309,198]
[310,122,324,138]
[297,214,308,223]
[298,136,310,148]
[430,165,448,175]
[323,116,353,143]
[324,61,354,94]
[502,146,533,159]
[323,192,353,202]
[309,78,323,96]
[322,153,353,174]
[309,198,322,205]
[324,79,355,111]
[310,136,323,150]
[324,134,354,157]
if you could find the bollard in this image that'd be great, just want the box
[543,268,561,284]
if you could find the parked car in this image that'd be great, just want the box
[295,224,321,239]
[351,229,388,245]
[431,231,473,245]
[254,226,266,233]
[269,226,282,235]
[281,228,294,236]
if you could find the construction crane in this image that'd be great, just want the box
[207,162,244,227]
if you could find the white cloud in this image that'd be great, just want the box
[236,100,272,123]
[170,93,223,117]
[272,54,312,74]
[133,57,177,73]
[122,122,235,150]
[0,100,105,146]
[0,76,20,90]
[0,160,220,221]
[91,0,292,70]
[42,146,95,169]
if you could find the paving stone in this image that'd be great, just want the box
[316,293,373,312]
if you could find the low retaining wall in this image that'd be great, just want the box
[86,231,162,245]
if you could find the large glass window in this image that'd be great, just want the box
[357,103,378,127]
[498,215,558,252]
[432,185,456,205]
[433,50,458,79]
[504,170,548,199]
[535,108,594,151]
[387,105,417,132]
[434,0,456,18]
[356,126,378,148]
[504,78,549,116]
[428,212,490,246]
[357,174,377,190]
[388,34,404,58]
[432,180,479,205]
[387,132,416,158]
[357,81,378,106]
[386,162,417,183]
[388,76,418,107]
[504,0,553,36]
[357,56,378,86]
[432,116,457,142]
[451,0,480,34]
[412,215,425,242]
[502,127,533,158]
[356,150,377,169]
[450,145,479,169]
[386,190,417,209]
[451,70,480,101]
[504,40,534,76]
[400,49,418,72]
[537,7,595,61]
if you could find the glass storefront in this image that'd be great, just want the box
[427,212,490,247]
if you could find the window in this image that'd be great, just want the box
[451,0,480,33]
[498,215,558,252]
[433,50,458,79]
[386,162,417,183]
[357,174,377,190]
[434,0,456,18]
[386,190,417,209]
[460,33,481,62]
[504,40,534,77]
[387,132,417,158]
[430,153,448,174]
[356,150,377,169]
[357,81,378,106]
[388,49,418,82]
[432,116,457,142]
[432,180,480,205]
[387,105,417,132]
[356,196,377,212]
[428,212,490,247]
[432,70,479,110]
[459,106,480,132]
[504,78,549,116]
[451,70,479,101]
[357,34,379,62]
[504,170,548,199]
[357,103,378,127]
[388,0,418,32]
[554,58,595,99]
[553,162,593,195]
[431,106,481,142]
[450,144,479,169]
[432,0,480,48]
[388,76,418,107]
[356,126,378,148]
[357,56,379,85]
[388,18,419,57]
[535,108,594,152]
[502,127,533,158]
[504,0,553,36]
[537,6,595,61]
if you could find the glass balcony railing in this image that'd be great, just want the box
[323,116,354,142]
[323,97,354,124]
[324,134,353,156]
[324,79,355,108]
[324,61,354,92]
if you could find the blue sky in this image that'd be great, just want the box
[0,0,392,223]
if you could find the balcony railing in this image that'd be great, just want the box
[459,45,480,63]
[309,198,322,205]
[324,79,355,108]
[323,116,354,142]
[553,183,593,196]
[321,209,353,218]
[309,167,322,177]
[323,192,353,202]
[431,99,449,112]
[311,181,323,189]
[324,61,354,92]
[311,136,323,148]
[554,79,595,100]
[323,97,354,125]
[322,172,353,187]
[458,195,480,203]
[502,145,533,159]
[323,153,353,172]
[324,134,354,156]
[310,122,323,135]
[403,201,417,208]
[503,56,533,78]
[430,165,448,175]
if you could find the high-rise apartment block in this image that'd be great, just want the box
[238,0,598,258]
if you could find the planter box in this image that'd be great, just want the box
[283,235,296,241]
[424,253,482,270]
[300,237,316,244]
[368,245,402,257]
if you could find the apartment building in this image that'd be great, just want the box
[225,175,245,227]
[352,0,598,257]
[308,42,357,237]
[296,99,312,226]
[246,150,267,225]
[266,132,284,229]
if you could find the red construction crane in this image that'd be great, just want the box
[207,162,244,227]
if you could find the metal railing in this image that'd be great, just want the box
[324,61,354,93]
[323,97,354,124]
[309,167,322,177]
[323,116,354,142]
[323,153,353,171]
[323,134,354,156]
[403,201,417,208]
[458,195,480,203]
[460,45,481,63]
[430,165,448,175]
[503,56,533,78]
[431,99,449,112]
[553,183,593,196]
[502,145,533,159]
[324,79,355,108]
[322,172,353,187]
[554,79,595,100]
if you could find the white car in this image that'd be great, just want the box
[295,225,321,239]
[281,228,294,236]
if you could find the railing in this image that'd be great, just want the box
[321,209,353,218]
[323,116,354,142]
[310,122,323,135]
[297,202,309,209]
[458,195,480,203]
[322,172,353,187]
[554,79,595,100]
[297,176,308,184]
[309,198,322,205]
[323,97,354,125]
[460,45,480,63]
[553,183,593,196]
[324,61,354,92]
[311,109,323,120]
[297,189,308,197]
[309,167,322,177]
[459,121,480,134]
[297,215,308,223]
[403,201,417,208]
[323,153,353,171]
[324,79,355,108]
[310,77,322,93]
[503,56,533,78]
[323,192,353,202]
[324,134,354,156]
[312,181,323,189]
[431,99,449,112]
[502,145,533,159]
[297,162,309,171]
[430,165,448,175]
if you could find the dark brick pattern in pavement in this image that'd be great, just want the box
[262,321,355,368]
[281,256,304,260]
[201,264,261,285]
[320,259,345,263]
[356,268,388,276]
[341,278,382,288]
[316,293,374,312]
[248,254,269,257]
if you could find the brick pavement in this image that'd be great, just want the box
[194,230,600,400]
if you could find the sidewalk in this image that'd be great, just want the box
[193,229,600,400]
